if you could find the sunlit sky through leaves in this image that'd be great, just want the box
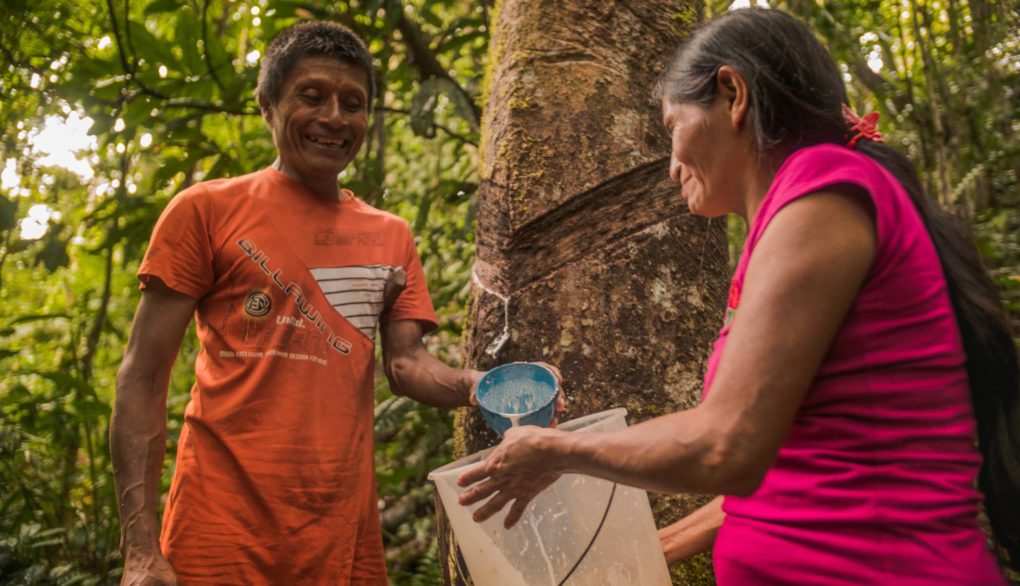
[8,111,96,239]
[729,0,769,9]
[30,112,96,180]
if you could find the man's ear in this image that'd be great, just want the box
[716,65,749,129]
[259,98,273,124]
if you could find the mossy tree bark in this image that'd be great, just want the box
[441,2,728,584]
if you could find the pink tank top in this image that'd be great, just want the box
[703,144,1005,585]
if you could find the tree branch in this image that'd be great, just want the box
[0,218,16,293]
[105,0,251,117]
[201,0,227,92]
[105,0,134,78]
[376,106,477,146]
[396,12,481,127]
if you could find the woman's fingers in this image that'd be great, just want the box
[472,492,513,523]
[504,496,533,529]
[458,479,499,506]
[456,461,491,488]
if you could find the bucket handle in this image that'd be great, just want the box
[557,482,617,585]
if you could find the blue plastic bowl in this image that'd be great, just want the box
[475,362,559,437]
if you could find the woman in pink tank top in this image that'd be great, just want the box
[457,8,1019,584]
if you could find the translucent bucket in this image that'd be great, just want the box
[428,408,671,586]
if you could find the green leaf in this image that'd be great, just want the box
[420,5,444,28]
[17,369,92,395]
[411,77,478,136]
[7,314,71,326]
[127,20,179,71]
[119,99,158,139]
[264,0,301,20]
[413,195,432,232]
[383,0,403,34]
[175,9,204,75]
[144,0,182,15]
[0,193,17,232]
[409,78,441,138]
[204,153,231,181]
[439,29,485,55]
[34,231,70,273]
[203,23,233,82]
[150,156,193,191]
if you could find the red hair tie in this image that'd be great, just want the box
[842,103,883,148]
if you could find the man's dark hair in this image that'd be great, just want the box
[256,21,375,110]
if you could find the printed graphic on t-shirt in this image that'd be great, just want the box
[310,265,399,340]
[235,238,354,356]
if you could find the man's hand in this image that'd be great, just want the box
[537,362,566,426]
[121,551,178,586]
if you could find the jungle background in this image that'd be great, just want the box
[0,0,1016,584]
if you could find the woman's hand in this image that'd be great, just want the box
[456,425,567,528]
[658,495,725,565]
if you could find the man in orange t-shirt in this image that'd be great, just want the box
[109,22,556,585]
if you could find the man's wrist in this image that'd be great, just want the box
[460,369,483,406]
[120,519,162,557]
[123,538,163,559]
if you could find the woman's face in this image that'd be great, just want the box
[662,95,745,218]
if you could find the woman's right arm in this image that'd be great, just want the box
[458,189,877,527]
[659,496,724,565]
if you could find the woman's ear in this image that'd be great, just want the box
[716,65,749,130]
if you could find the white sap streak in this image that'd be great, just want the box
[528,514,558,585]
[471,266,512,358]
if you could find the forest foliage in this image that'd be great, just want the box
[0,0,1016,583]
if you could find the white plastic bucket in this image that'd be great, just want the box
[428,408,671,585]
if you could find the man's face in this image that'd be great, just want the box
[263,56,369,186]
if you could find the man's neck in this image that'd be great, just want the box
[272,158,346,201]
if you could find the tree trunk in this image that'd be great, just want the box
[438,1,728,584]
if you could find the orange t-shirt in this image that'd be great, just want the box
[138,167,436,584]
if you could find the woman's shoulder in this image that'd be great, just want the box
[761,143,905,229]
[756,143,922,278]
[773,143,889,196]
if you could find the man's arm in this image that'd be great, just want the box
[381,319,482,408]
[658,495,724,565]
[110,278,196,585]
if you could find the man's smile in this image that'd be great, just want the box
[305,134,351,150]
